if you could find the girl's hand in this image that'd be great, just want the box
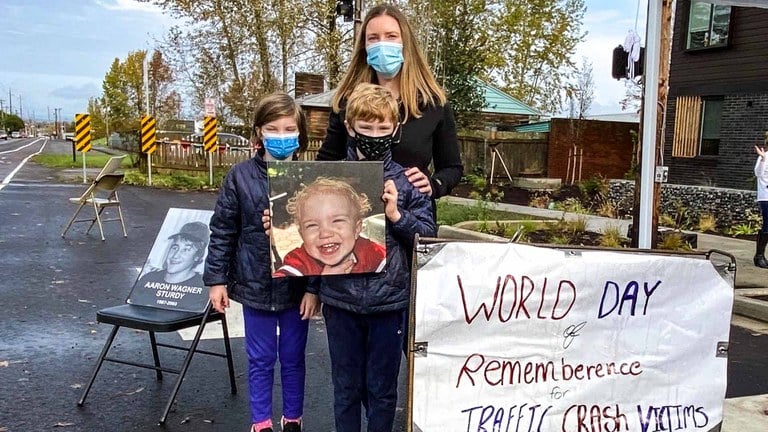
[756,145,766,159]
[404,167,433,196]
[383,179,401,222]
[299,293,319,320]
[262,208,272,235]
[209,285,229,313]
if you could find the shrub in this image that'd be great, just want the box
[528,192,550,209]
[697,213,717,233]
[599,225,623,248]
[658,232,692,251]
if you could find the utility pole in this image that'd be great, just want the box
[18,94,22,119]
[631,0,673,248]
[8,88,12,114]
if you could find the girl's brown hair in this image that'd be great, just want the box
[331,3,446,120]
[251,92,309,154]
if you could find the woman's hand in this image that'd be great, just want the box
[756,145,766,159]
[404,167,433,196]
[209,284,229,313]
[299,293,319,320]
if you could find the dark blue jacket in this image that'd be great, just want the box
[307,143,437,314]
[204,156,306,311]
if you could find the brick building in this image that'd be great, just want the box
[665,1,768,189]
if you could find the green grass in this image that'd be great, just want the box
[33,153,133,169]
[123,168,228,190]
[436,200,537,226]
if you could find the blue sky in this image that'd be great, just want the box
[0,0,647,122]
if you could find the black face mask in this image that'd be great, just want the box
[353,128,400,161]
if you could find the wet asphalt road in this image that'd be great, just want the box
[1,139,767,431]
[0,140,411,432]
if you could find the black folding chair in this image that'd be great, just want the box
[77,209,237,425]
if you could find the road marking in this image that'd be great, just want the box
[0,138,44,155]
[0,138,47,192]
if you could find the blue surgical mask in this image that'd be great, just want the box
[262,133,299,160]
[366,42,404,79]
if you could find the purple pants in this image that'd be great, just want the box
[243,304,309,423]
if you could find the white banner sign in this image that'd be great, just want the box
[412,242,733,432]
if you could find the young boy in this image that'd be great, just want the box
[312,83,437,432]
[275,177,386,277]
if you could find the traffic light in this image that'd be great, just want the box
[336,0,353,22]
[611,45,645,80]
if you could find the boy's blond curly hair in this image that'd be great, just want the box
[286,177,372,226]
[345,83,400,126]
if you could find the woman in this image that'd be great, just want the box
[317,3,463,199]
[754,144,768,268]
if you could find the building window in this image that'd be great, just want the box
[672,95,723,157]
[699,98,722,156]
[686,1,731,50]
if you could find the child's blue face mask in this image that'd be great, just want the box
[262,133,299,160]
[366,42,404,79]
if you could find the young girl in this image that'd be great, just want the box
[204,93,319,432]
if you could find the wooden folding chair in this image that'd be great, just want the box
[77,209,237,425]
[61,173,127,241]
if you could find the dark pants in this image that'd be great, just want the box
[760,200,768,233]
[323,304,404,432]
[243,305,309,423]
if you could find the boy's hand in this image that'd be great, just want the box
[299,293,319,320]
[209,284,229,313]
[383,179,401,222]
[262,208,272,236]
[321,255,356,275]
[404,167,432,196]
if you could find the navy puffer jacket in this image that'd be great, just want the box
[204,156,306,311]
[307,144,437,314]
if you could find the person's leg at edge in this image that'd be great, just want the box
[243,305,279,430]
[324,304,367,432]
[755,200,768,268]
[277,306,310,428]
[366,310,405,432]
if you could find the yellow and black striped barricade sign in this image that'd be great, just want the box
[141,115,157,154]
[74,114,91,152]
[203,116,218,153]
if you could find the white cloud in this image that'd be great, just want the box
[96,0,164,13]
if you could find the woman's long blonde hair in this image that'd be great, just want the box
[331,3,446,120]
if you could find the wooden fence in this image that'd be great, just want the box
[459,136,549,179]
[124,138,324,174]
[123,135,548,180]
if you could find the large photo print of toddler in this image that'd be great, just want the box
[268,161,386,278]
[128,207,214,312]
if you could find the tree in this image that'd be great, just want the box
[145,0,349,124]
[422,0,490,127]
[567,57,595,119]
[87,97,107,139]
[620,76,643,113]
[1,112,24,132]
[101,50,176,135]
[487,0,586,115]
